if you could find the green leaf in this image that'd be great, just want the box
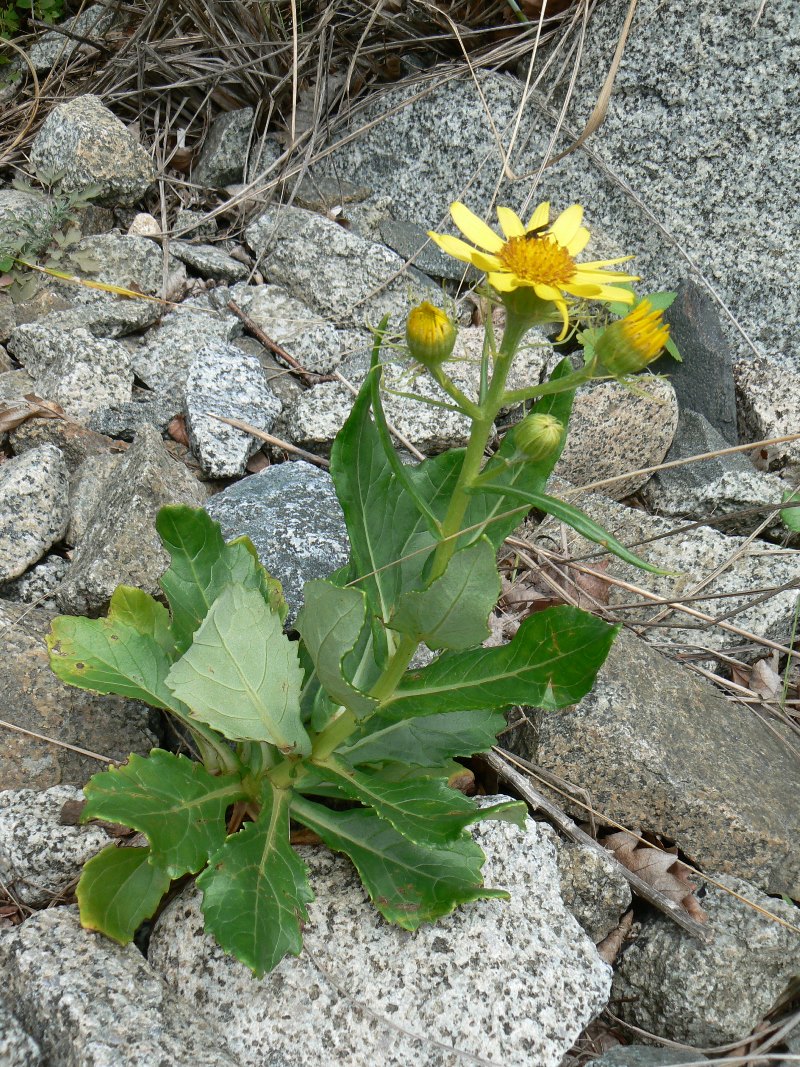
[314,757,523,847]
[781,490,800,532]
[156,506,287,656]
[389,538,500,650]
[295,580,377,717]
[197,782,313,976]
[381,605,618,720]
[474,484,664,572]
[81,750,246,877]
[77,845,171,945]
[340,709,507,766]
[166,585,309,754]
[48,586,187,713]
[291,796,511,931]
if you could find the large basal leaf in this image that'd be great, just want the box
[339,708,507,767]
[157,505,287,656]
[166,584,309,754]
[380,605,618,720]
[197,782,314,977]
[77,844,171,945]
[313,757,524,847]
[389,538,500,650]
[295,580,377,717]
[291,796,511,931]
[48,585,188,713]
[81,750,247,877]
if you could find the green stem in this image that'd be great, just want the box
[501,367,593,408]
[427,365,482,421]
[311,709,359,761]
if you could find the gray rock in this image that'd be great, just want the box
[553,836,632,943]
[244,135,282,184]
[0,343,12,372]
[535,480,800,656]
[30,94,156,207]
[555,377,678,499]
[67,451,123,545]
[244,205,442,327]
[68,231,186,301]
[204,461,349,621]
[174,208,217,240]
[10,417,120,474]
[593,1049,707,1066]
[170,241,249,283]
[237,284,344,374]
[88,394,183,441]
[0,907,240,1066]
[0,553,69,604]
[27,4,117,73]
[0,368,35,400]
[0,784,111,906]
[286,174,371,215]
[132,303,241,393]
[641,409,788,536]
[523,629,800,897]
[611,874,800,1045]
[149,809,611,1067]
[735,355,800,468]
[185,344,281,478]
[0,445,69,582]
[0,999,42,1067]
[8,324,132,418]
[0,599,156,790]
[378,218,480,282]
[55,424,205,616]
[192,107,254,188]
[650,280,739,444]
[0,189,57,260]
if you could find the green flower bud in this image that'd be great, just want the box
[514,413,564,462]
[595,299,670,376]
[406,302,457,366]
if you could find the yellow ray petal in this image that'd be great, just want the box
[450,202,504,253]
[532,283,563,303]
[526,201,550,231]
[579,255,636,269]
[565,226,591,256]
[487,271,517,292]
[496,206,525,239]
[549,204,584,246]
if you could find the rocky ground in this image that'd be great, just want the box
[0,0,799,1065]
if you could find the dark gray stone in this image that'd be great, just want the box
[0,599,156,791]
[0,445,69,582]
[174,208,217,240]
[378,218,479,283]
[611,874,800,1045]
[10,417,120,474]
[650,280,739,443]
[593,1049,707,1066]
[204,461,349,621]
[525,629,800,897]
[553,836,632,943]
[0,907,240,1066]
[0,999,42,1066]
[169,241,249,283]
[56,424,206,616]
[87,394,183,441]
[27,4,117,73]
[0,189,57,260]
[0,553,69,604]
[66,452,123,546]
[192,107,253,187]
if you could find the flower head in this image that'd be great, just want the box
[429,202,639,338]
[595,299,670,376]
[406,301,457,366]
[514,413,564,462]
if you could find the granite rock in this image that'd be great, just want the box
[523,628,800,897]
[55,424,205,615]
[0,999,42,1067]
[593,1049,707,1066]
[27,4,117,73]
[66,451,123,545]
[204,460,349,621]
[170,241,249,283]
[30,94,156,207]
[0,553,69,604]
[0,368,34,399]
[233,283,343,374]
[553,836,632,943]
[0,784,111,906]
[0,444,69,581]
[0,599,156,790]
[611,874,800,1045]
[87,394,183,441]
[9,417,120,473]
[192,107,254,187]
[735,355,800,468]
[185,344,281,477]
[174,208,217,240]
[0,189,58,260]
[132,302,241,393]
[555,377,679,499]
[244,205,441,327]
[0,907,239,1066]
[149,809,611,1067]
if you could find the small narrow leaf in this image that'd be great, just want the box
[166,585,309,754]
[197,783,314,976]
[781,490,800,532]
[77,845,171,945]
[389,538,500,650]
[291,797,510,931]
[340,708,507,767]
[381,606,618,720]
[81,751,247,877]
[295,580,377,717]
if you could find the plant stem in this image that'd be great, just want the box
[311,709,359,760]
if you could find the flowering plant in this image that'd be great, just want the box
[48,201,674,975]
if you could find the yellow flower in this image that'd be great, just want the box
[595,299,670,376]
[406,301,457,365]
[428,202,639,337]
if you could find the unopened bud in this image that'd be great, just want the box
[514,413,564,462]
[595,299,670,376]
[406,302,457,366]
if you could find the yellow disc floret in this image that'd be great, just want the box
[406,301,457,366]
[595,299,670,376]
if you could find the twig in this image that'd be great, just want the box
[0,719,113,764]
[203,413,330,469]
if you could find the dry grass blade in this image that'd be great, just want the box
[0,719,113,764]
[203,413,331,469]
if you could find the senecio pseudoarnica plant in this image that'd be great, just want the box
[48,200,678,976]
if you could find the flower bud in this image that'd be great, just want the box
[406,301,457,366]
[595,299,670,376]
[514,413,564,462]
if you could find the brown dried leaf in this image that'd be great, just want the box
[749,657,782,701]
[246,450,270,474]
[0,395,65,434]
[597,909,634,964]
[571,561,611,610]
[601,830,708,924]
[167,415,190,447]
